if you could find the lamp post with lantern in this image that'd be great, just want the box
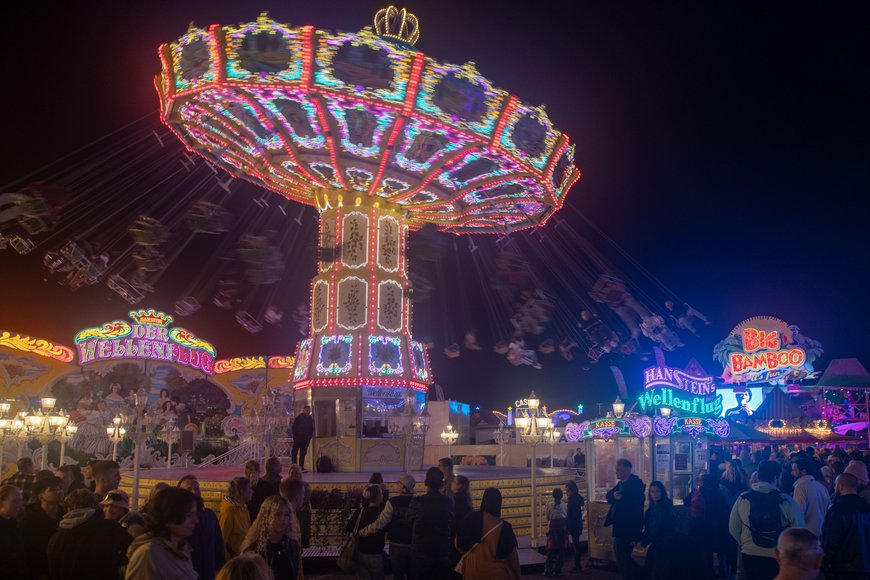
[493,423,511,466]
[106,415,127,462]
[514,390,555,548]
[129,388,152,510]
[56,420,77,466]
[440,424,458,460]
[24,397,69,469]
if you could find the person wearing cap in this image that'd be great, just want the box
[358,473,417,580]
[101,489,146,539]
[18,475,65,580]
[843,459,870,504]
[178,474,225,580]
[47,488,131,580]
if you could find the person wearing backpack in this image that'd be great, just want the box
[729,460,804,580]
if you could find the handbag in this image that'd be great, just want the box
[631,542,649,567]
[337,508,364,572]
[454,521,503,575]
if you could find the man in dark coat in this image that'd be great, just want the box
[19,476,65,580]
[244,460,274,521]
[821,473,870,579]
[291,405,314,471]
[408,467,454,580]
[606,458,645,580]
[46,489,130,580]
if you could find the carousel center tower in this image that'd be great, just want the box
[156,7,580,469]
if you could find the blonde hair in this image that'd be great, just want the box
[215,553,272,580]
[243,496,297,555]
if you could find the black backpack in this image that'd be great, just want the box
[742,490,786,548]
[316,454,333,473]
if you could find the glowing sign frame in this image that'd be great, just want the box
[74,309,216,375]
[715,317,821,385]
[638,364,723,417]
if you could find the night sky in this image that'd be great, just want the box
[2,1,869,412]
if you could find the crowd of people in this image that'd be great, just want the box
[604,446,870,580]
[0,453,587,580]
[0,455,312,580]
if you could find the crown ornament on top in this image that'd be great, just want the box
[374,6,420,46]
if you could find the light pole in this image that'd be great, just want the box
[515,390,554,548]
[440,424,458,460]
[493,423,510,466]
[14,412,28,458]
[162,418,180,469]
[106,415,127,462]
[546,426,561,468]
[131,388,150,511]
[56,421,77,466]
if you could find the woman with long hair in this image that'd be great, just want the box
[287,463,312,548]
[456,487,521,580]
[345,484,386,580]
[219,476,252,560]
[243,496,302,580]
[565,480,585,572]
[638,481,675,579]
[125,487,199,580]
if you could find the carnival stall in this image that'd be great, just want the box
[583,358,730,563]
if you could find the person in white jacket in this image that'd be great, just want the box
[790,459,830,537]
[729,460,805,580]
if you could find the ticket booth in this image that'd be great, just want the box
[583,416,653,563]
[650,415,730,503]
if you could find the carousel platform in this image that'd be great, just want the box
[120,464,581,541]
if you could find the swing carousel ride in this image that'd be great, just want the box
[0,6,703,394]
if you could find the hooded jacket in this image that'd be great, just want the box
[219,496,251,560]
[125,532,197,580]
[46,508,130,580]
[18,501,64,580]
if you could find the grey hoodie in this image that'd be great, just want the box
[125,532,197,580]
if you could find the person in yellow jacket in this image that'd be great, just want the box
[219,476,253,560]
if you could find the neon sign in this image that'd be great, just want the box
[653,416,730,439]
[74,309,216,375]
[637,387,722,416]
[581,417,651,441]
[643,366,715,395]
[714,317,822,385]
[638,364,722,417]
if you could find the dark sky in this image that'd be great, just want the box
[2,1,869,411]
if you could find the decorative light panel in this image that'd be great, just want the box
[170,26,217,93]
[293,339,313,381]
[499,102,559,171]
[224,15,304,84]
[313,28,414,103]
[368,335,404,376]
[316,334,354,375]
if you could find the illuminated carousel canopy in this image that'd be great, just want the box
[156,10,580,234]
